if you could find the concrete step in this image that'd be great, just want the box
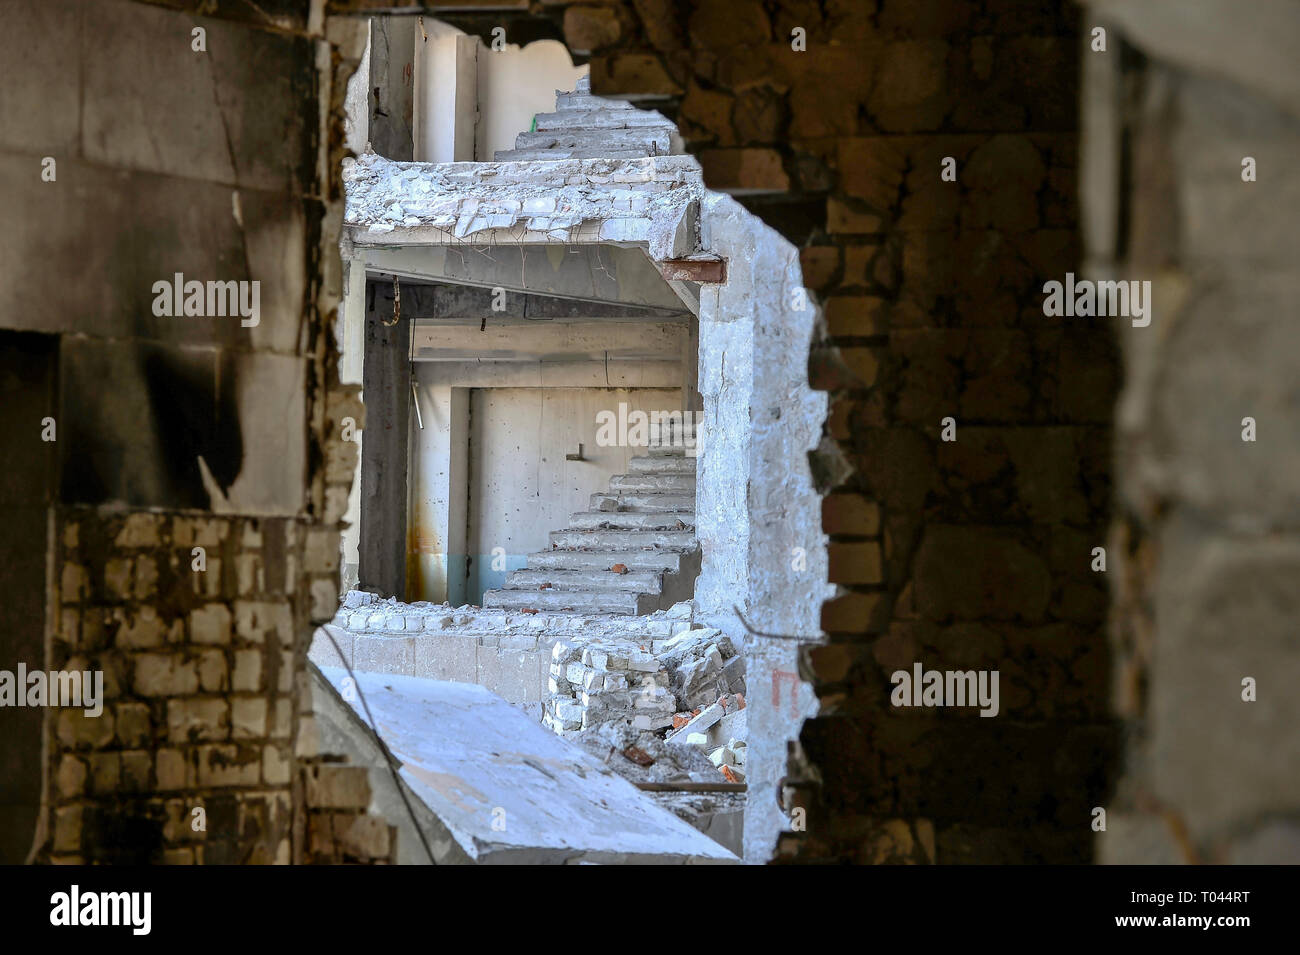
[513,128,673,154]
[567,510,694,531]
[549,528,697,551]
[482,588,655,615]
[555,91,635,111]
[590,491,695,512]
[644,445,697,457]
[525,550,685,574]
[628,456,697,473]
[608,473,697,492]
[645,418,697,437]
[503,568,663,594]
[533,110,673,131]
[495,147,654,162]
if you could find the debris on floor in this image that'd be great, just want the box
[542,625,744,736]
[540,626,748,853]
[563,718,746,857]
[319,591,751,855]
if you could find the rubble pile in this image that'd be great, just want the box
[666,692,748,784]
[564,705,746,856]
[542,625,745,737]
[329,590,698,640]
[568,721,722,785]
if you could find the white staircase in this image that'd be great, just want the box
[482,442,700,615]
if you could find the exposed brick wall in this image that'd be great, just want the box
[49,512,304,863]
[301,759,397,864]
[326,0,1120,863]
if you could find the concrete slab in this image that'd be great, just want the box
[315,666,737,864]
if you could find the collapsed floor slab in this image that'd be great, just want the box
[312,664,737,864]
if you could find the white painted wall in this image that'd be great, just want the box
[344,20,372,157]
[413,20,477,162]
[474,39,586,159]
[410,19,586,163]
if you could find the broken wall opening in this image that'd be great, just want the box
[324,20,827,863]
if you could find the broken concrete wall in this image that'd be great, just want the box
[690,191,830,861]
[344,152,702,261]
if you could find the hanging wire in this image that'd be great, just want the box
[382,274,400,327]
[314,626,437,865]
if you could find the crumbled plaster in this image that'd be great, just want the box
[343,152,706,260]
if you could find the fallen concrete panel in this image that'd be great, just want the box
[315,666,737,864]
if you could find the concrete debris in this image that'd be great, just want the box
[328,590,700,638]
[319,592,750,854]
[343,151,705,261]
[563,719,745,855]
[567,721,723,785]
[542,625,744,736]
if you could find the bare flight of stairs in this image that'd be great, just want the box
[493,74,682,162]
[482,438,701,616]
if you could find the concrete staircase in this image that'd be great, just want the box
[494,74,682,162]
[482,441,700,615]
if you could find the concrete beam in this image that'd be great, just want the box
[412,321,686,362]
[344,154,704,260]
[414,360,682,389]
[375,280,690,324]
[358,278,411,599]
[361,244,687,312]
